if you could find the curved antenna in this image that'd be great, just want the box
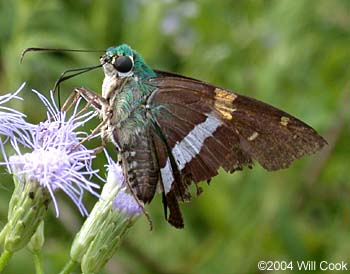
[20,47,106,63]
[20,47,105,110]
[53,64,103,92]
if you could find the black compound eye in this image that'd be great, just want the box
[113,55,133,73]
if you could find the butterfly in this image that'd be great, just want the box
[67,44,326,228]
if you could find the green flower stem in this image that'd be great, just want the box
[58,259,78,274]
[33,251,43,274]
[28,222,45,274]
[0,250,13,273]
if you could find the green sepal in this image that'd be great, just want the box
[27,221,45,253]
[70,174,140,274]
[4,176,50,252]
[70,179,120,263]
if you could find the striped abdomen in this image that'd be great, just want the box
[116,126,159,203]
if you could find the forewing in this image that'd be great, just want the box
[147,76,326,195]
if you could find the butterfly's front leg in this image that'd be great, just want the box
[74,87,109,113]
[73,87,112,153]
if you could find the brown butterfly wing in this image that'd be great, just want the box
[147,75,326,227]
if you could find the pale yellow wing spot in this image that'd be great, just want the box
[280,116,290,126]
[214,88,237,120]
[214,88,237,101]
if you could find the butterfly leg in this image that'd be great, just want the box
[61,88,81,112]
[61,87,106,153]
[75,86,114,150]
[73,87,108,113]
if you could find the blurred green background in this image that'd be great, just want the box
[0,0,349,273]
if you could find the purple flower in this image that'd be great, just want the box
[105,155,142,217]
[6,89,101,216]
[0,83,32,145]
[112,191,143,216]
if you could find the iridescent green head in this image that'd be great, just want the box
[100,44,156,79]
